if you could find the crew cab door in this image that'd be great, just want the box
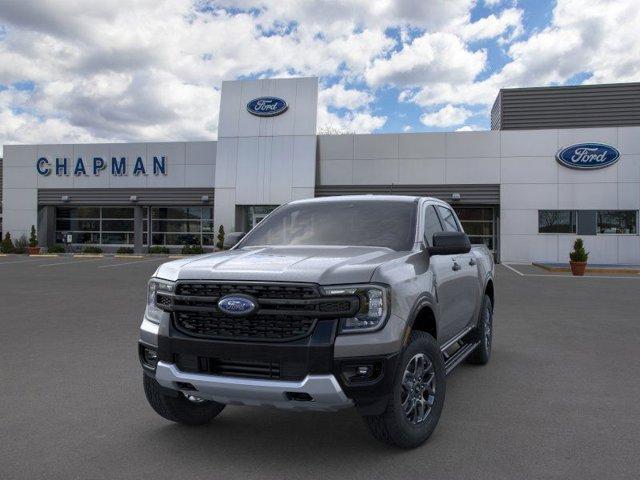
[433,205,479,335]
[424,204,479,344]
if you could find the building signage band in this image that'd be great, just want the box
[556,143,620,170]
[246,97,288,117]
[36,156,167,177]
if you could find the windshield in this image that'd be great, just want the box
[238,200,417,251]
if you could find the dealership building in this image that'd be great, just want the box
[1,78,639,264]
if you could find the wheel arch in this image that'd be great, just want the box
[403,297,439,346]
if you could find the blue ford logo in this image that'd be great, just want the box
[217,295,257,316]
[556,143,620,170]
[247,97,288,117]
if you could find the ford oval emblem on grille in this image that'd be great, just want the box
[217,295,257,316]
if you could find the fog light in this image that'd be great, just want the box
[142,347,158,369]
[356,366,372,377]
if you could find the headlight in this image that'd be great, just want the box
[145,279,175,324]
[323,285,389,334]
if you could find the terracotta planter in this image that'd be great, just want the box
[569,261,587,276]
[27,246,41,255]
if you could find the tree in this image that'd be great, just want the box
[1,232,15,253]
[216,225,225,250]
[29,225,38,247]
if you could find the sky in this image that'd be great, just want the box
[0,0,639,154]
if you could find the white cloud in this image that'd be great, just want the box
[366,32,486,87]
[319,84,373,110]
[456,124,484,131]
[402,125,413,132]
[420,105,472,127]
[458,7,523,42]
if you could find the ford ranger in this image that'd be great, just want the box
[139,195,495,448]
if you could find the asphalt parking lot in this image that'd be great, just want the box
[1,256,640,479]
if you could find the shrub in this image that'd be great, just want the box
[569,238,589,262]
[48,244,66,253]
[13,235,28,254]
[148,245,170,254]
[181,244,204,255]
[1,233,14,253]
[116,247,135,254]
[82,246,103,254]
[29,225,38,247]
[216,225,225,250]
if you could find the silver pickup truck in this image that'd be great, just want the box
[139,195,495,448]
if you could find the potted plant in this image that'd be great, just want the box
[28,225,40,255]
[569,238,589,276]
[216,225,225,251]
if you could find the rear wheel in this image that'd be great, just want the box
[143,375,225,425]
[467,294,492,365]
[363,331,446,449]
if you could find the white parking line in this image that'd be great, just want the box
[501,263,524,276]
[500,263,640,280]
[98,258,164,269]
[0,258,54,266]
[39,258,106,267]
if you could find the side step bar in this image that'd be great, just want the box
[444,341,480,375]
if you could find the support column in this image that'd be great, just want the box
[133,206,144,253]
[37,206,56,248]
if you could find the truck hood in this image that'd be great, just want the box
[154,246,408,285]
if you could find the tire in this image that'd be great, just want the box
[143,375,225,425]
[467,294,493,365]
[363,331,446,449]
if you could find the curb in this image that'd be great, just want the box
[114,254,145,259]
[29,254,59,257]
[73,254,105,258]
[533,262,640,275]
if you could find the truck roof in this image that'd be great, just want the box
[289,195,446,205]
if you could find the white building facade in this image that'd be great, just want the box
[2,77,639,264]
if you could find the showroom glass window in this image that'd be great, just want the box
[455,207,495,250]
[151,206,214,246]
[597,211,638,234]
[55,207,146,245]
[538,210,577,233]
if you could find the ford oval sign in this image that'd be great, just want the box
[556,143,620,170]
[217,295,257,316]
[247,97,288,117]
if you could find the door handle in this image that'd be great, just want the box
[452,262,461,271]
[469,258,477,266]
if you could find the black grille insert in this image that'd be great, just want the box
[175,354,281,379]
[174,311,316,342]
[175,282,319,300]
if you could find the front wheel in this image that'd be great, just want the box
[363,331,446,449]
[143,375,225,425]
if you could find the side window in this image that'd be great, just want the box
[424,205,444,245]
[436,206,460,232]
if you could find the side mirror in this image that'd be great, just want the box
[427,231,471,256]
[223,232,246,250]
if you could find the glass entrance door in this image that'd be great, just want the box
[452,206,497,254]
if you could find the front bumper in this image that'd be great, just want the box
[155,361,352,411]
[139,315,401,414]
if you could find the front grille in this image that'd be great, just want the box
[175,282,319,300]
[174,311,316,342]
[176,354,281,379]
[164,281,359,342]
